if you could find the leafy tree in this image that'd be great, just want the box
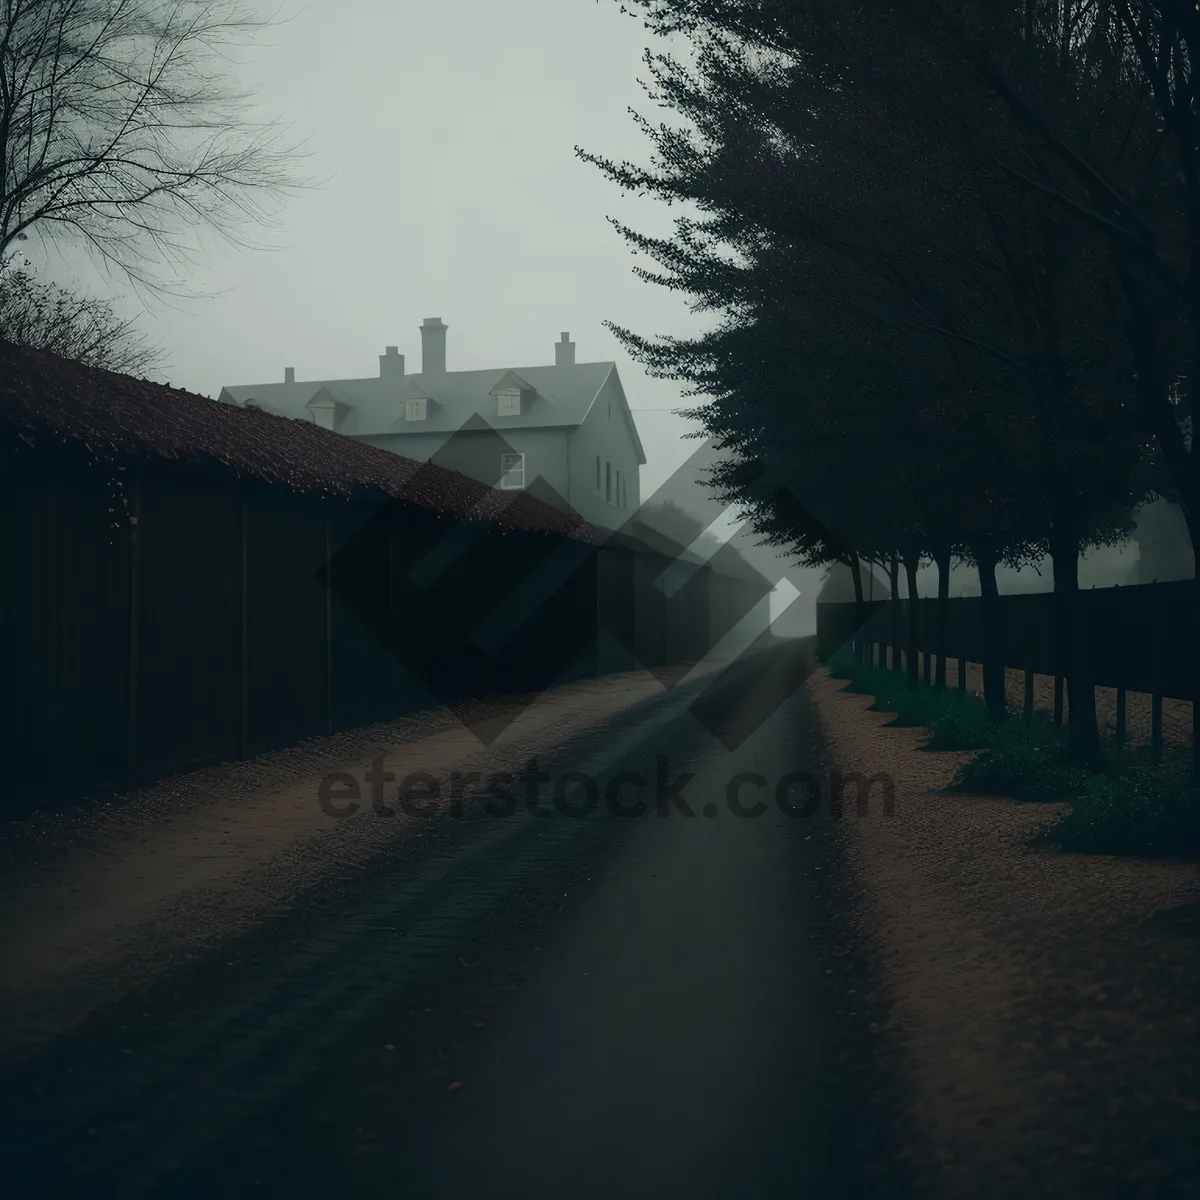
[582,2,1041,709]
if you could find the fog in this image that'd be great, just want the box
[14,0,1145,633]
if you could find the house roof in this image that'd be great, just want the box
[0,342,608,544]
[218,360,648,465]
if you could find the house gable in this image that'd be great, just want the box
[577,367,646,466]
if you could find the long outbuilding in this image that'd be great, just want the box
[0,343,772,816]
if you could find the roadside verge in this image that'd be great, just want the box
[810,667,1200,1197]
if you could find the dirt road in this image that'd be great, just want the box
[0,641,895,1199]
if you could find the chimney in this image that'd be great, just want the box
[379,345,405,378]
[555,332,575,367]
[284,366,295,383]
[420,317,447,376]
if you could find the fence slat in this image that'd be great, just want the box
[238,494,248,759]
[127,472,142,774]
[819,582,1197,702]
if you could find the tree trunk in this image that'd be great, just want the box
[849,553,865,665]
[904,552,920,689]
[1049,529,1101,763]
[1193,537,1200,783]
[934,547,951,689]
[976,552,1006,721]
[889,553,901,673]
[1115,258,1198,780]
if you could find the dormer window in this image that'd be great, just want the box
[405,397,427,422]
[497,388,522,417]
[305,386,347,432]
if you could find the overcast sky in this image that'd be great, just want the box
[35,0,713,494]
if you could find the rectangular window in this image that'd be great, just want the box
[500,452,525,490]
[497,390,521,417]
[405,398,427,421]
[606,461,612,502]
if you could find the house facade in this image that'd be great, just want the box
[218,319,646,530]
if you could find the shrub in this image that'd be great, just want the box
[925,695,997,750]
[824,648,859,678]
[1052,764,1200,856]
[823,649,997,747]
[951,720,1092,800]
[826,647,1200,856]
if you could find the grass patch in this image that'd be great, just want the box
[823,648,861,680]
[950,716,1093,800]
[1050,761,1200,856]
[924,697,998,751]
[822,649,995,749]
[823,647,1200,857]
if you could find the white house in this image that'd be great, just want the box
[218,319,646,530]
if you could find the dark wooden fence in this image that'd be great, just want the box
[0,434,765,819]
[817,580,1195,700]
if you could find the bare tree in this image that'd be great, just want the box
[0,0,308,296]
[0,254,159,371]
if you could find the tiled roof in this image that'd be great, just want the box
[0,342,607,544]
[218,360,648,465]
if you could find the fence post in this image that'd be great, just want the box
[387,532,397,703]
[891,595,902,674]
[238,494,248,759]
[324,517,333,737]
[1152,587,1165,764]
[1115,687,1126,744]
[127,469,142,776]
[1054,676,1064,732]
[1024,669,1034,724]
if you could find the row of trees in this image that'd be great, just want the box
[585,0,1200,769]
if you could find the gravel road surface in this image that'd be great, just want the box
[0,640,894,1199]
